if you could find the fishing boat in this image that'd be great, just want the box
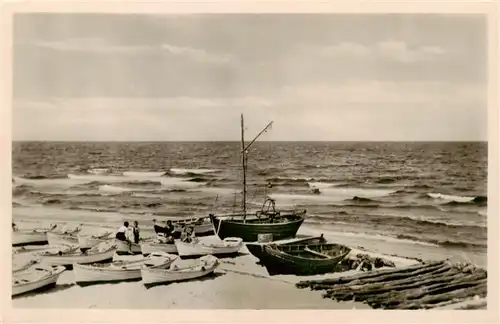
[12,264,66,297]
[12,229,49,246]
[246,234,327,262]
[141,255,219,287]
[72,252,178,286]
[40,243,117,267]
[140,239,177,255]
[260,242,351,275]
[174,236,243,258]
[209,115,306,242]
[77,232,113,250]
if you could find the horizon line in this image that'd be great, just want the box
[11,140,488,143]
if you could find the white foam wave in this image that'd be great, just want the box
[477,209,487,217]
[123,171,166,177]
[88,168,109,175]
[299,226,439,248]
[307,182,342,189]
[98,185,134,193]
[160,178,206,189]
[269,187,395,206]
[427,193,474,203]
[170,168,218,175]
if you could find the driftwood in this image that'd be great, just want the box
[296,260,487,310]
[296,260,439,288]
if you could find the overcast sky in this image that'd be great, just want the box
[13,14,487,141]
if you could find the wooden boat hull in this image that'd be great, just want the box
[141,255,219,287]
[261,243,351,276]
[140,242,177,255]
[41,247,117,267]
[115,239,142,255]
[73,253,177,285]
[12,265,66,297]
[246,235,327,262]
[12,231,48,246]
[173,222,214,236]
[209,213,305,242]
[47,232,79,247]
[174,237,243,258]
[77,233,113,249]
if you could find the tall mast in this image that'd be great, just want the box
[241,114,247,216]
[239,114,274,220]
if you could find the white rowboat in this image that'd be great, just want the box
[78,232,113,249]
[174,237,243,258]
[12,264,66,297]
[141,255,219,287]
[47,231,79,247]
[40,245,117,267]
[115,239,142,255]
[73,252,178,285]
[12,230,48,246]
[140,241,177,255]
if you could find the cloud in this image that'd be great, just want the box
[305,40,446,63]
[31,37,233,64]
[12,80,485,141]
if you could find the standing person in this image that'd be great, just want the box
[132,221,140,244]
[116,221,132,254]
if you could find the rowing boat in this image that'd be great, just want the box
[140,239,177,255]
[261,242,351,275]
[77,232,113,249]
[174,236,243,258]
[246,234,327,262]
[141,255,219,287]
[73,252,178,285]
[12,264,66,297]
[40,243,117,267]
[12,230,48,246]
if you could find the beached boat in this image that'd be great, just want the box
[73,252,178,285]
[261,243,351,275]
[115,239,143,255]
[40,244,117,267]
[246,234,327,262]
[77,232,113,250]
[141,255,219,287]
[209,115,306,242]
[13,258,39,273]
[175,237,243,258]
[140,239,177,255]
[12,230,49,246]
[12,264,66,297]
[154,218,214,238]
[47,225,82,247]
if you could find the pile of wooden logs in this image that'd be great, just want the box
[338,253,396,272]
[296,260,487,309]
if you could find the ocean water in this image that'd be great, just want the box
[12,141,487,266]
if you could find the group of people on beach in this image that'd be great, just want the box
[114,219,198,252]
[115,221,141,245]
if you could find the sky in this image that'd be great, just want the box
[12,14,488,141]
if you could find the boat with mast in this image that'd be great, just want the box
[209,114,306,242]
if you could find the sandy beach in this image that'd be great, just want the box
[12,220,425,309]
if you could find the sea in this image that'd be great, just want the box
[12,141,488,267]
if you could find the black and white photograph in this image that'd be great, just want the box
[6,5,496,315]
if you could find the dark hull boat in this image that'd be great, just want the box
[260,243,351,276]
[246,235,327,262]
[209,211,305,242]
[209,114,306,242]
